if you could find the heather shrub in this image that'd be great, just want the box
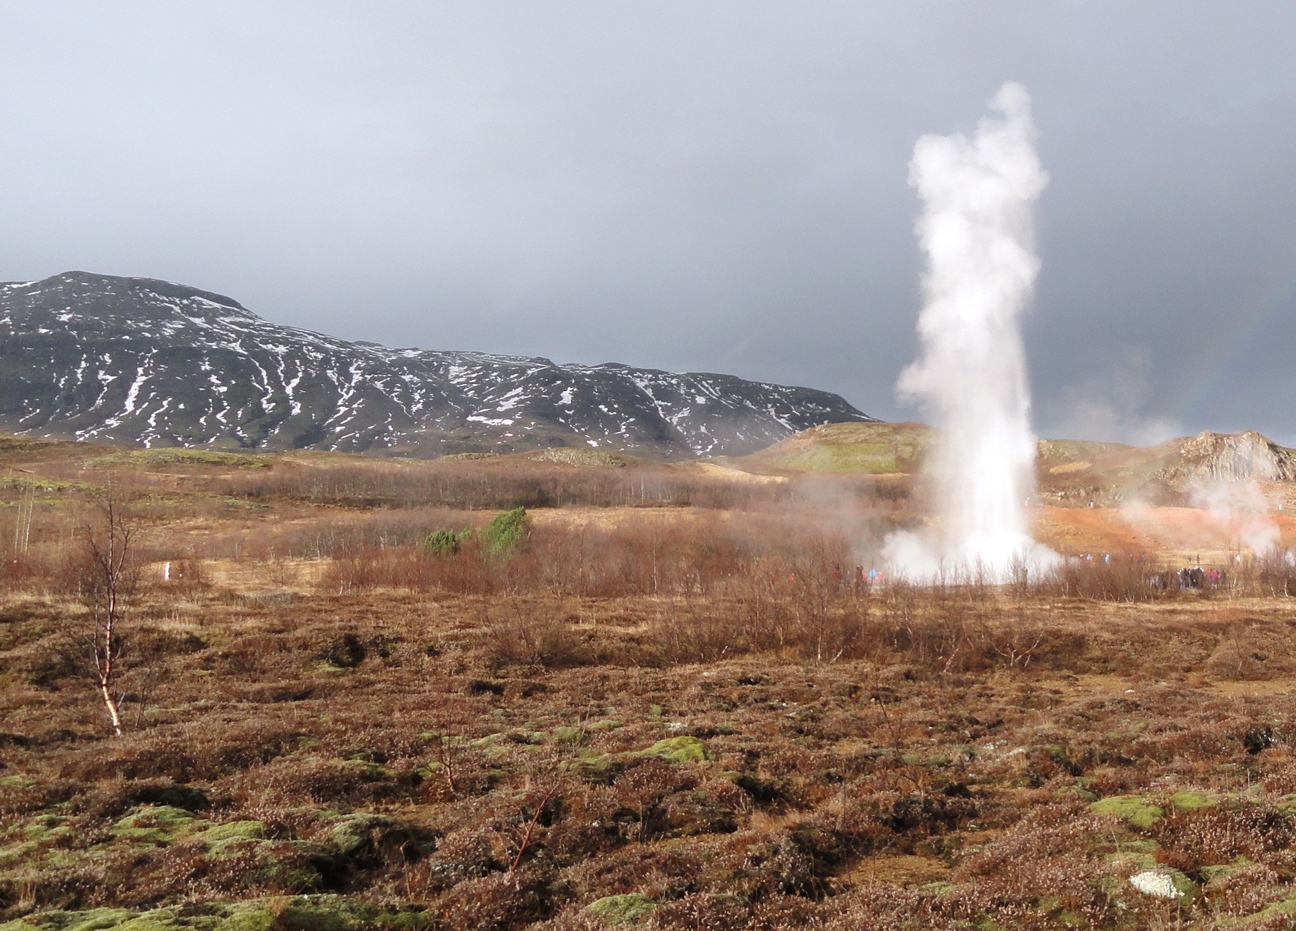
[480,602,586,669]
[431,867,565,931]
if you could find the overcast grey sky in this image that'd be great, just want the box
[3,2,1296,443]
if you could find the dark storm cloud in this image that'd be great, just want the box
[3,2,1296,442]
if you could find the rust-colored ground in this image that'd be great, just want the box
[1035,505,1296,565]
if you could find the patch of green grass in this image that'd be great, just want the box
[1168,790,1217,811]
[643,736,708,763]
[735,422,929,473]
[0,839,40,868]
[1090,795,1164,830]
[585,893,656,927]
[102,448,270,470]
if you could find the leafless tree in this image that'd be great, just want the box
[74,491,141,737]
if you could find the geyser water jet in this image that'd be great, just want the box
[883,82,1058,582]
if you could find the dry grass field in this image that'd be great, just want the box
[5,436,1296,930]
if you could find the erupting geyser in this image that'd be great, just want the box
[883,82,1059,582]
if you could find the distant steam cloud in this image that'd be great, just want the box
[1191,477,1280,557]
[1181,432,1287,557]
[1047,349,1181,446]
[884,82,1058,581]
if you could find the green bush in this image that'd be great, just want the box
[425,527,471,555]
[482,507,528,557]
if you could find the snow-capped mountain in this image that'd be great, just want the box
[0,271,876,457]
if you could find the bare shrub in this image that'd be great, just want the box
[1041,553,1162,602]
[59,491,144,736]
[480,601,586,669]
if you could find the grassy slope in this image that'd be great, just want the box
[723,422,931,474]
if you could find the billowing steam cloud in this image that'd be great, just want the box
[1191,478,1280,557]
[884,83,1058,581]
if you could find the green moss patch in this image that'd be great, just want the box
[567,737,709,782]
[643,736,708,763]
[550,725,586,746]
[111,806,204,846]
[0,896,390,931]
[585,894,656,927]
[1168,790,1218,811]
[201,821,267,842]
[1090,795,1164,830]
[1238,894,1296,925]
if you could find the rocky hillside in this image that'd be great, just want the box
[724,422,1296,508]
[1159,430,1296,484]
[0,272,875,457]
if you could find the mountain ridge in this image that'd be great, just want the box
[0,271,876,458]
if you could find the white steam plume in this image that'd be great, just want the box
[883,82,1058,582]
[1191,479,1280,558]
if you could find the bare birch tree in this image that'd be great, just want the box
[75,491,140,737]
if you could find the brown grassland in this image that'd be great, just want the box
[4,436,1296,930]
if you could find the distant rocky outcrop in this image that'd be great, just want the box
[1159,431,1296,485]
[0,271,875,458]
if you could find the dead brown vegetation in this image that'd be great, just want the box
[5,439,1296,929]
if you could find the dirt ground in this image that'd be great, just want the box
[1035,505,1296,567]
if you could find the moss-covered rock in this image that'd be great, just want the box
[1239,894,1296,925]
[551,726,585,746]
[202,821,267,842]
[1091,795,1164,830]
[326,813,422,868]
[642,736,707,764]
[1275,793,1296,815]
[566,750,615,782]
[566,736,709,783]
[1168,790,1217,811]
[110,806,204,846]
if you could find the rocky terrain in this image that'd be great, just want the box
[0,272,874,458]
